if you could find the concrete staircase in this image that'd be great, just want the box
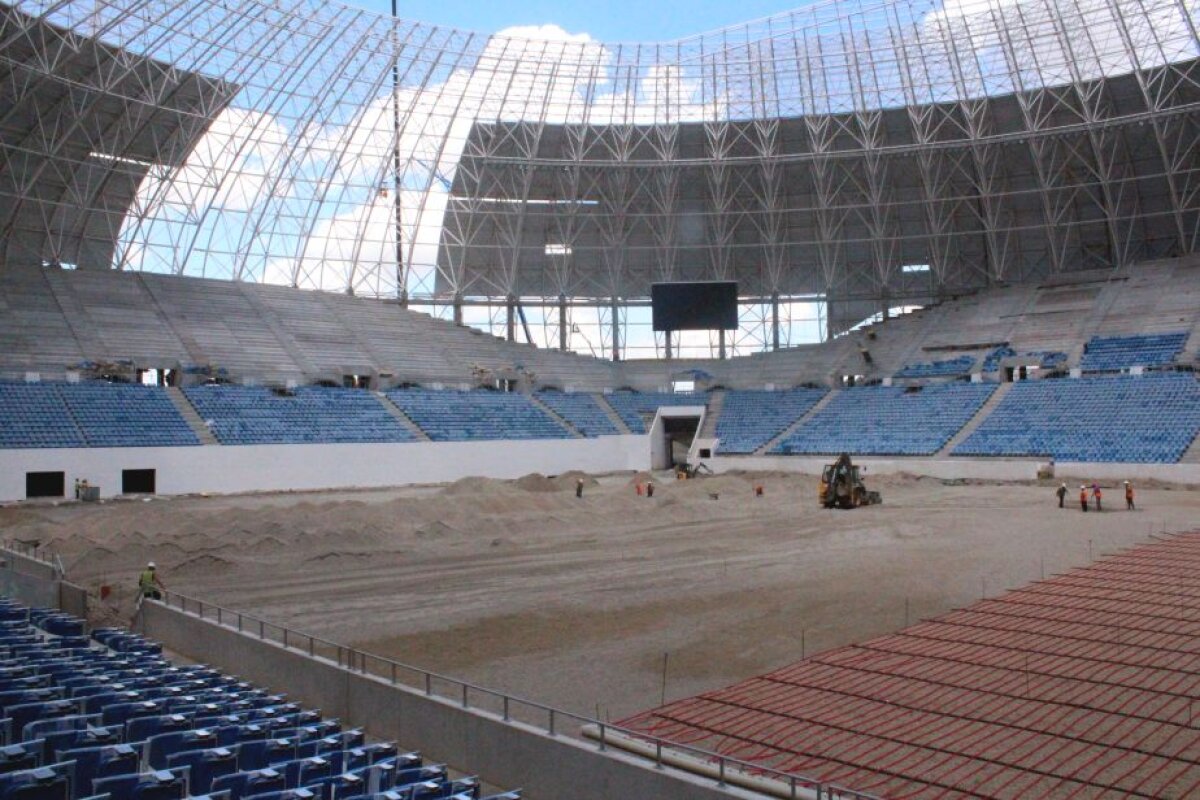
[698,389,725,438]
[166,387,220,445]
[526,393,585,438]
[594,393,633,434]
[936,381,1013,456]
[374,393,430,441]
[755,389,839,454]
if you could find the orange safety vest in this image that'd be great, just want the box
[1125,486,1134,499]
[1080,489,1088,503]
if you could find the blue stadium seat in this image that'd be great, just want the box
[1079,332,1187,372]
[183,387,414,446]
[716,388,827,453]
[893,356,976,379]
[954,372,1200,462]
[602,392,707,434]
[532,392,619,437]
[386,389,571,441]
[773,382,997,456]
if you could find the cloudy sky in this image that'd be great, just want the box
[350,0,801,41]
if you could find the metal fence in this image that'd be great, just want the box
[157,588,880,800]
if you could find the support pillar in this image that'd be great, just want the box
[452,294,463,326]
[506,295,516,342]
[665,330,673,360]
[718,329,727,360]
[771,293,780,351]
[611,297,621,362]
[558,296,568,351]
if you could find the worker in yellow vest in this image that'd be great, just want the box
[138,562,165,601]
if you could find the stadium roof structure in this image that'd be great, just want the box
[0,0,1197,346]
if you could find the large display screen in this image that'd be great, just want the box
[651,281,738,331]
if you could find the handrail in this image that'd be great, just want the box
[1,541,64,577]
[155,588,881,800]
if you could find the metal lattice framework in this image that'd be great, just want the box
[0,0,1197,356]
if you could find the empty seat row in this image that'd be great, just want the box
[772,382,997,456]
[1079,332,1187,372]
[386,390,570,442]
[893,356,976,379]
[954,372,1200,462]
[182,387,415,446]
[716,388,827,454]
[602,392,708,435]
[531,392,619,437]
[0,383,198,450]
[0,597,519,800]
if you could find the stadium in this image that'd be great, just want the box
[0,0,1198,796]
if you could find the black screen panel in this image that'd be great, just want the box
[651,282,738,331]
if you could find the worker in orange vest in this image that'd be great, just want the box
[1125,481,1135,510]
[1092,483,1102,512]
[1079,485,1089,512]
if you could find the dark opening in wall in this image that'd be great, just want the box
[26,472,65,499]
[122,469,156,494]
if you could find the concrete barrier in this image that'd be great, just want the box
[136,601,761,800]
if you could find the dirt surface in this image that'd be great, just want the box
[1,471,1195,722]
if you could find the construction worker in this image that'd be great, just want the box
[1079,485,1089,512]
[575,478,584,499]
[754,484,764,498]
[1125,481,1135,510]
[1056,483,1067,508]
[1093,483,1102,512]
[138,562,164,601]
[646,481,654,498]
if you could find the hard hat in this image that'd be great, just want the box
[1060,482,1066,487]
[147,562,156,569]
[1080,485,1086,489]
[1124,480,1129,484]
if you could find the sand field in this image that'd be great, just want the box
[0,469,1195,723]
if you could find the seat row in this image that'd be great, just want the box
[1079,332,1187,372]
[0,383,197,450]
[0,598,518,800]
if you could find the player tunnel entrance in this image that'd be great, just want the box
[649,406,708,470]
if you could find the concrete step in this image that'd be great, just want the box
[526,393,585,438]
[936,381,1013,456]
[756,389,839,454]
[699,389,725,438]
[375,393,431,441]
[166,387,220,445]
[594,393,633,435]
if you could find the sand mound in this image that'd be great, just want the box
[415,520,459,540]
[173,553,236,576]
[441,477,513,496]
[515,473,559,492]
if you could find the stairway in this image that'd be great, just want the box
[698,389,725,438]
[755,389,839,454]
[526,394,585,438]
[166,387,219,445]
[594,393,633,434]
[935,382,1013,456]
[374,393,431,441]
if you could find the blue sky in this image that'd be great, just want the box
[351,0,799,41]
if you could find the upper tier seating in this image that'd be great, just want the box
[0,383,198,449]
[0,596,517,800]
[1079,332,1187,372]
[603,392,708,434]
[953,372,1200,462]
[533,392,620,437]
[772,382,997,456]
[183,386,413,445]
[386,389,571,441]
[893,355,976,379]
[716,388,827,454]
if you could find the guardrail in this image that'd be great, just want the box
[157,588,881,800]
[1,540,63,576]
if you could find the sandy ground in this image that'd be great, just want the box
[0,470,1196,723]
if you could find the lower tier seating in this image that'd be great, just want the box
[0,596,517,800]
[603,392,708,434]
[716,388,827,454]
[0,383,198,449]
[183,386,414,445]
[772,382,997,456]
[893,355,976,379]
[532,392,619,437]
[953,372,1200,462]
[386,389,570,441]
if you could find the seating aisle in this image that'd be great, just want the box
[0,596,517,800]
[716,388,827,454]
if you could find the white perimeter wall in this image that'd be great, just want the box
[0,436,650,502]
[703,455,1200,484]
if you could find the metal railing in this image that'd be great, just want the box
[157,588,881,800]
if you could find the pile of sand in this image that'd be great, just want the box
[515,471,600,493]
